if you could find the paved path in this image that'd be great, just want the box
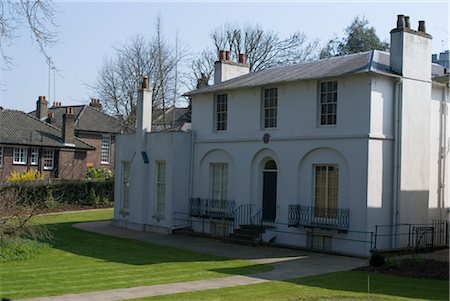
[18,221,366,301]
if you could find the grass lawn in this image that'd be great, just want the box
[130,271,449,301]
[0,209,270,299]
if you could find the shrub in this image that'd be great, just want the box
[6,170,45,182]
[0,236,49,262]
[86,167,114,180]
[369,252,385,267]
[86,187,99,206]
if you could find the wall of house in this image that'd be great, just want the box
[428,84,450,221]
[0,146,57,181]
[57,150,87,179]
[192,74,372,142]
[113,131,192,234]
[77,132,116,171]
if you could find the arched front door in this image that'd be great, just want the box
[262,160,277,221]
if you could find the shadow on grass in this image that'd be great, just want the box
[44,221,269,278]
[285,271,449,301]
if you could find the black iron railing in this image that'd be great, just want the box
[251,209,276,228]
[188,198,235,219]
[288,205,350,232]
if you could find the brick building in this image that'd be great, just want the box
[0,107,94,181]
[31,97,122,171]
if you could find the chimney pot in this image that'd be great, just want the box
[404,16,410,28]
[225,51,231,61]
[219,50,226,61]
[238,53,247,64]
[418,20,426,33]
[396,14,405,28]
[142,76,149,90]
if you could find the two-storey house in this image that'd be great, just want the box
[113,15,449,256]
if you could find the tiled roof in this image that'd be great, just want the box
[30,105,122,134]
[0,109,94,150]
[152,107,190,132]
[185,50,446,96]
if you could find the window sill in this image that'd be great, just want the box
[43,168,54,171]
[12,162,27,165]
[100,162,110,165]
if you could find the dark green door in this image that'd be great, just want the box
[262,171,277,221]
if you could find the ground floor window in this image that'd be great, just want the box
[314,165,339,210]
[122,161,131,210]
[13,147,27,165]
[211,163,228,200]
[31,148,39,166]
[43,150,54,170]
[156,161,166,215]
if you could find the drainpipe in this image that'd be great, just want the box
[188,130,196,199]
[392,77,403,248]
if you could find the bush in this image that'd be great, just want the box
[0,236,49,262]
[6,170,44,182]
[86,167,114,180]
[0,179,114,208]
[370,252,386,267]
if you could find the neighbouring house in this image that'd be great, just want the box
[30,98,122,171]
[432,50,449,69]
[113,15,449,256]
[0,108,94,181]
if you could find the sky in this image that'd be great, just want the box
[0,0,449,112]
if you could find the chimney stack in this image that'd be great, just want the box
[390,15,432,80]
[136,76,153,137]
[36,96,48,120]
[47,112,56,125]
[214,49,250,84]
[52,101,62,107]
[89,98,102,110]
[62,107,75,145]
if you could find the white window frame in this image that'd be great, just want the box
[155,161,166,216]
[122,161,131,210]
[210,163,228,201]
[314,164,339,212]
[263,87,278,129]
[13,147,27,165]
[101,135,111,164]
[43,150,54,170]
[215,94,228,132]
[319,81,338,126]
[31,148,39,166]
[0,147,3,168]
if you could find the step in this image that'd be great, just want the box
[239,224,266,233]
[222,236,261,246]
[233,229,261,238]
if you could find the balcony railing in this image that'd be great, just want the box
[288,205,350,232]
[189,198,235,220]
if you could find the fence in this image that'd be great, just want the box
[372,220,449,251]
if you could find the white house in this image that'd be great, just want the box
[113,15,449,256]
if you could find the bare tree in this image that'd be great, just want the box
[93,17,186,132]
[188,23,319,88]
[0,0,57,67]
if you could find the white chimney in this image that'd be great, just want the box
[136,76,152,139]
[390,15,432,81]
[214,50,250,84]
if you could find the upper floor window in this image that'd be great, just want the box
[263,88,277,128]
[0,147,3,168]
[31,148,39,166]
[13,147,27,165]
[43,150,54,170]
[155,161,166,215]
[101,135,111,164]
[215,94,228,131]
[319,81,337,126]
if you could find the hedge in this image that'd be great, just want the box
[0,179,114,207]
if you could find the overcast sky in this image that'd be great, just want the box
[1,0,448,112]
